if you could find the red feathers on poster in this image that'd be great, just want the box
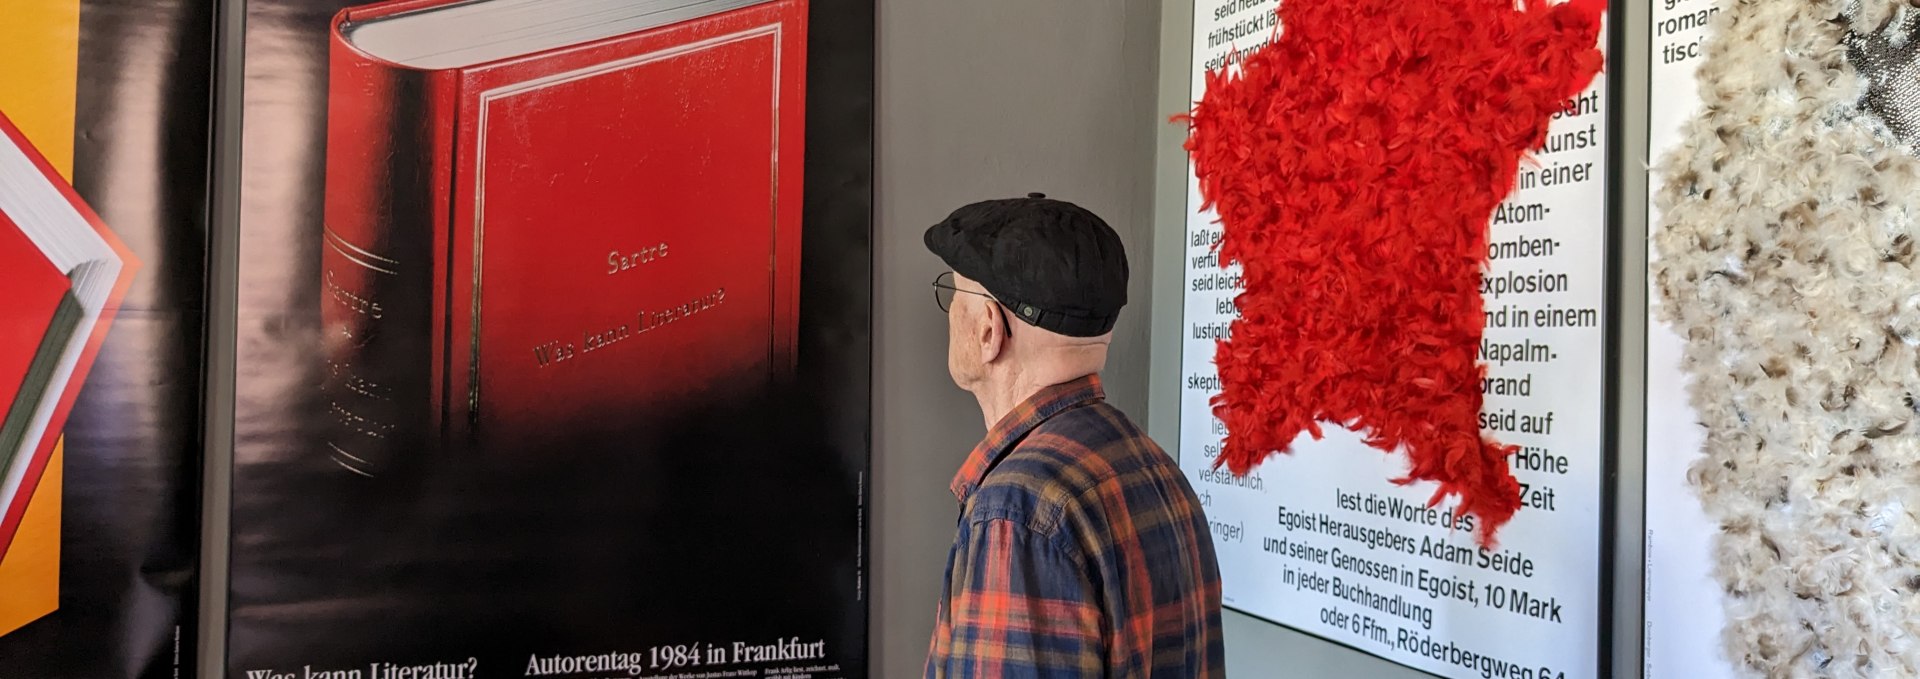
[1182,0,1605,548]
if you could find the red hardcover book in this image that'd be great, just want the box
[0,212,72,455]
[322,0,808,475]
[0,110,138,558]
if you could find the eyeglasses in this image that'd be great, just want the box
[933,271,1018,336]
[932,271,996,312]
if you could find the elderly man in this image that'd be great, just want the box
[921,193,1225,678]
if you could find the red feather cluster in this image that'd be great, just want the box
[1182,0,1606,548]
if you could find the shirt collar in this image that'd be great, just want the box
[949,373,1106,504]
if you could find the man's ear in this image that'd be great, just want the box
[976,301,1007,364]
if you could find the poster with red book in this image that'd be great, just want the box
[226,0,873,675]
[0,0,213,676]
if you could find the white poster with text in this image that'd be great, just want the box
[1178,2,1609,677]
[1643,0,1735,676]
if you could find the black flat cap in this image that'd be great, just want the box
[924,192,1128,337]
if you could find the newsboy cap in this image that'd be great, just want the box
[924,192,1128,337]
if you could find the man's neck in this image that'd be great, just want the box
[974,369,1096,429]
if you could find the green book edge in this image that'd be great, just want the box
[0,283,84,484]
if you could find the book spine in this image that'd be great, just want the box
[320,14,457,477]
[775,0,807,374]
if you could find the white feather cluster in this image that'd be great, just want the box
[1651,0,1920,676]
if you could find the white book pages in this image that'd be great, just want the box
[0,133,122,522]
[342,0,773,70]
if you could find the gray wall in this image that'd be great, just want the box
[869,0,1163,676]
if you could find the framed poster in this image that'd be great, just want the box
[0,0,213,676]
[1641,0,1734,676]
[1175,1,1620,677]
[222,0,875,676]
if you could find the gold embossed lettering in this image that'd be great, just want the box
[530,286,724,367]
[607,242,670,274]
[532,340,576,367]
[325,269,384,318]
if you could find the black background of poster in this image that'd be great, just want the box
[224,0,873,676]
[0,0,212,677]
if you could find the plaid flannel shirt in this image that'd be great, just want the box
[924,374,1225,678]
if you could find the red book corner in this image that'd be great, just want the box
[0,110,140,558]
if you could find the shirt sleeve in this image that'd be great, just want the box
[928,517,1107,678]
